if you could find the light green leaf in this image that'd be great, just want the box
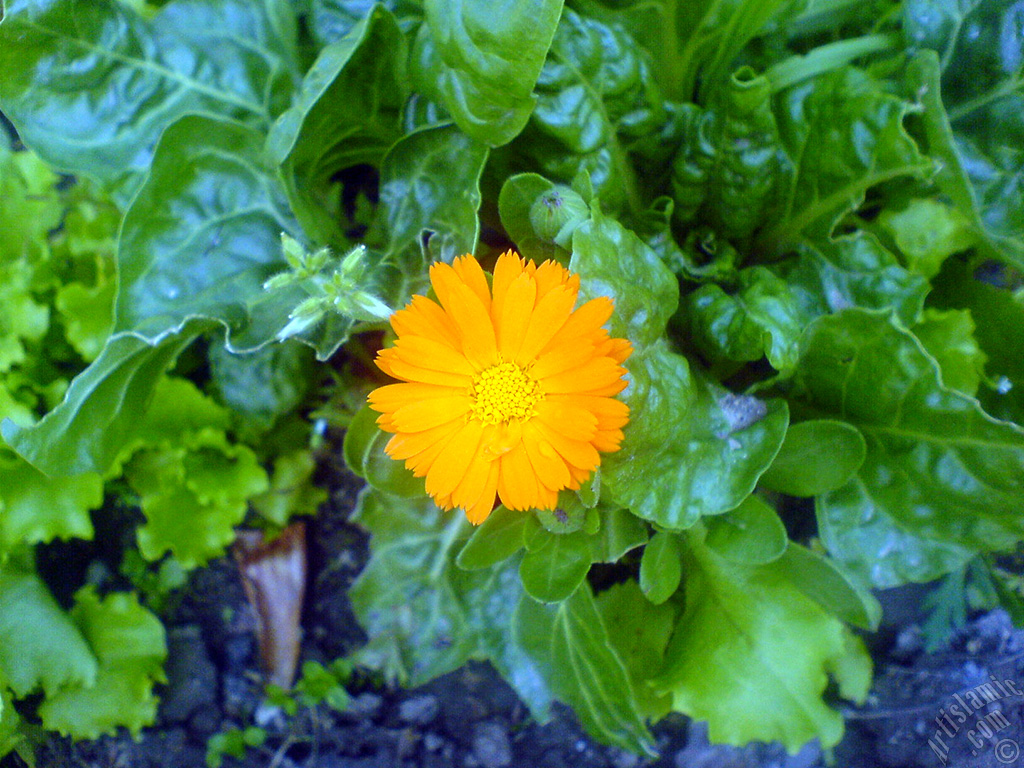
[252,450,328,527]
[519,531,592,603]
[2,324,210,477]
[310,0,423,46]
[603,340,788,529]
[760,420,866,497]
[266,5,407,244]
[595,580,675,721]
[654,531,870,751]
[516,584,655,755]
[704,494,787,564]
[640,531,682,605]
[414,0,563,147]
[877,198,975,278]
[0,0,299,193]
[39,587,166,739]
[497,173,584,264]
[794,309,1024,587]
[912,308,986,397]
[587,506,648,563]
[0,567,97,698]
[0,451,103,547]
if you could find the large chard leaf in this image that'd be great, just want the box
[412,0,563,147]
[350,489,654,754]
[654,530,871,751]
[39,587,166,739]
[310,0,424,46]
[517,8,665,213]
[793,309,1024,587]
[0,0,299,194]
[569,211,787,527]
[904,4,1024,268]
[267,5,408,245]
[763,67,931,251]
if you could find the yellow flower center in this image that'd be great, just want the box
[470,361,543,424]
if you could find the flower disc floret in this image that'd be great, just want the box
[367,250,632,524]
[471,361,543,424]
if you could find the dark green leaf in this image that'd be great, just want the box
[639,531,682,604]
[704,494,787,564]
[310,0,423,46]
[587,506,648,563]
[0,0,299,193]
[455,506,526,570]
[794,310,1024,587]
[763,67,931,250]
[267,6,408,244]
[603,340,788,529]
[760,420,866,497]
[413,0,562,147]
[343,404,425,498]
[209,341,315,431]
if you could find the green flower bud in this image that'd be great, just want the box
[528,185,589,247]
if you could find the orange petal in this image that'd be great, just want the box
[532,419,600,473]
[391,295,460,349]
[452,448,493,511]
[451,255,491,312]
[497,273,537,361]
[491,250,525,323]
[431,264,498,368]
[394,336,477,376]
[592,429,625,453]
[539,296,613,356]
[530,340,599,380]
[384,419,464,461]
[533,259,575,299]
[368,382,464,412]
[516,285,576,364]
[522,424,572,491]
[540,357,626,395]
[534,398,599,442]
[565,394,630,429]
[426,419,485,500]
[384,358,474,388]
[392,396,471,432]
[497,444,540,511]
[464,460,500,524]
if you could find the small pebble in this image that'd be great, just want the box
[399,694,440,725]
[472,721,512,768]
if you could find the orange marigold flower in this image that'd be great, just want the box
[367,250,632,524]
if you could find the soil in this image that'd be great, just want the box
[17,442,1024,768]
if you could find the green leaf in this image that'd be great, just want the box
[497,173,585,263]
[413,0,563,147]
[794,309,1024,587]
[594,580,675,721]
[877,198,975,278]
[703,494,787,564]
[670,67,783,238]
[115,114,299,347]
[266,5,408,244]
[929,258,1024,423]
[569,207,679,348]
[776,233,928,327]
[602,340,788,529]
[515,584,655,755]
[760,420,866,497]
[0,0,299,193]
[455,506,527,570]
[587,506,648,563]
[905,28,1024,268]
[654,531,870,752]
[2,324,210,477]
[519,531,592,603]
[774,544,882,631]
[686,267,803,374]
[343,404,425,497]
[912,308,986,396]
[209,341,315,431]
[519,8,664,213]
[0,567,97,698]
[310,0,423,46]
[639,531,682,604]
[0,451,103,547]
[126,431,269,568]
[252,450,328,527]
[764,67,931,250]
[39,587,166,739]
